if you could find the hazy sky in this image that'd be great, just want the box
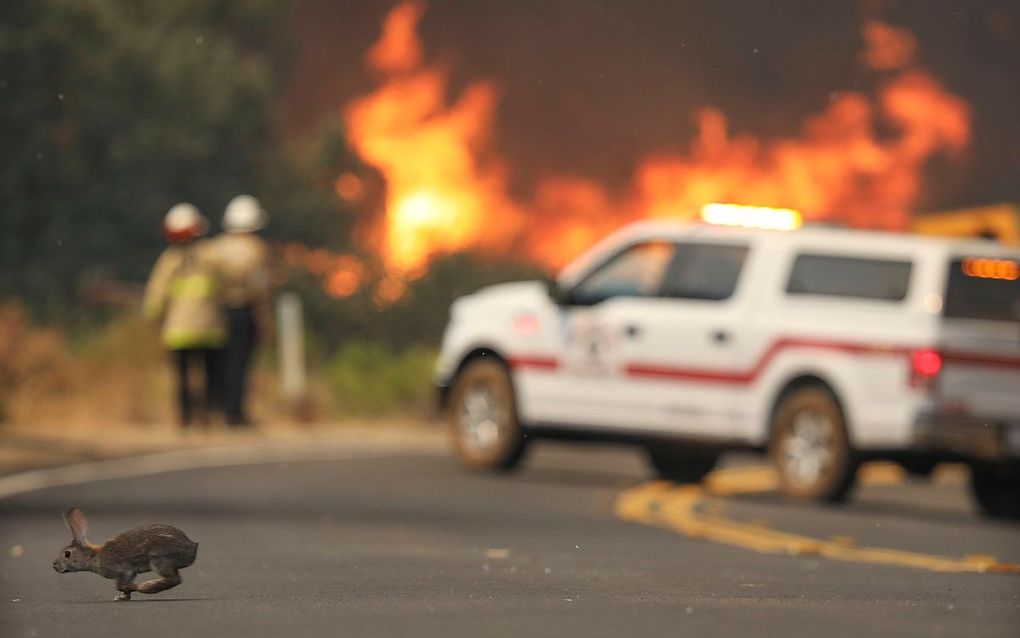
[283,0,1019,212]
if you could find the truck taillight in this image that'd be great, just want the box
[910,348,942,388]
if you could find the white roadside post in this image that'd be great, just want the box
[276,292,308,418]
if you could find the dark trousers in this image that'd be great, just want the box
[173,348,219,427]
[223,306,257,425]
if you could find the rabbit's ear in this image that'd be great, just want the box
[63,508,89,545]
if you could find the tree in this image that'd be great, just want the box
[0,0,289,317]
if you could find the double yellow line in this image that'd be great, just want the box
[615,465,1020,574]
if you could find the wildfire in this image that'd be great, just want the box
[281,243,367,299]
[343,2,971,278]
[334,172,364,202]
[345,0,522,277]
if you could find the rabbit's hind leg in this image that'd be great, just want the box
[114,571,137,601]
[136,559,182,595]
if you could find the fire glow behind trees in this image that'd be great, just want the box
[340,1,973,282]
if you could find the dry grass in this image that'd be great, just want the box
[0,303,73,423]
[0,303,336,430]
[0,302,443,474]
[0,306,176,427]
[0,300,442,465]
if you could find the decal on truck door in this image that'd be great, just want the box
[565,312,615,377]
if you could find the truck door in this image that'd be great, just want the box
[611,241,754,438]
[545,241,675,430]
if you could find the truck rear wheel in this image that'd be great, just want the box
[448,359,528,472]
[970,462,1020,520]
[770,387,857,503]
[645,445,719,483]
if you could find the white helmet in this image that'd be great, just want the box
[222,194,268,233]
[164,203,207,241]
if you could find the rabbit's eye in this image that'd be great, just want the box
[64,550,71,558]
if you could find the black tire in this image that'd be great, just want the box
[770,387,857,503]
[447,359,528,472]
[645,444,719,483]
[970,462,1020,520]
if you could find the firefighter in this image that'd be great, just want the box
[144,204,226,428]
[213,194,272,427]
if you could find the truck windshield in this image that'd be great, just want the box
[943,257,1020,322]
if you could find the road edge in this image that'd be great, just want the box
[0,432,445,500]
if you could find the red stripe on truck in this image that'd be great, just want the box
[625,338,910,385]
[507,339,1020,383]
[506,356,560,371]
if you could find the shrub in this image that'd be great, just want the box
[325,341,436,417]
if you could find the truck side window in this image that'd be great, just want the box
[660,243,749,301]
[944,257,1020,322]
[569,241,674,305]
[786,254,913,301]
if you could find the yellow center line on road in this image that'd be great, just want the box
[614,464,1020,575]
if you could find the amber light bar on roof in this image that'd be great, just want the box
[700,203,802,231]
[961,257,1019,281]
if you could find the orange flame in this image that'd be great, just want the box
[281,242,367,299]
[861,20,918,70]
[345,0,521,277]
[365,0,424,74]
[628,69,969,232]
[345,4,970,276]
[334,173,365,202]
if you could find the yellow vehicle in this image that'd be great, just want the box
[911,203,1019,245]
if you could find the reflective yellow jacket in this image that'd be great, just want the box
[143,240,227,349]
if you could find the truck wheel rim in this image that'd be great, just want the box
[781,410,835,489]
[459,384,506,454]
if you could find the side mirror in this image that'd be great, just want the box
[545,278,571,305]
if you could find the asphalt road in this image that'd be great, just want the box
[1,439,1018,637]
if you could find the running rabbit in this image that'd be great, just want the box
[52,507,198,601]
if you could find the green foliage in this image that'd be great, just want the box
[296,251,549,353]
[262,115,362,249]
[325,341,437,417]
[0,0,555,425]
[0,0,356,320]
[0,0,548,393]
[317,253,548,416]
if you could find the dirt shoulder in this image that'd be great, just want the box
[0,419,445,476]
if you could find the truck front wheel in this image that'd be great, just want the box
[447,359,528,472]
[770,387,858,503]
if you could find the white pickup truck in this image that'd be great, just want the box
[435,218,1020,518]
